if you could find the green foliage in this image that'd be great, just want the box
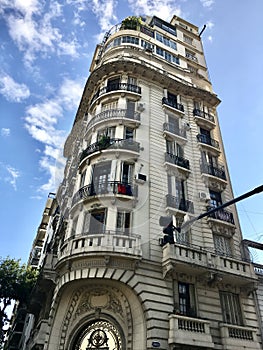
[121,16,142,30]
[0,257,38,345]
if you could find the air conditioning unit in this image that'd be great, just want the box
[135,173,147,183]
[199,191,210,202]
[137,103,145,112]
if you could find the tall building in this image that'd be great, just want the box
[6,14,263,350]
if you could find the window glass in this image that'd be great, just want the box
[220,292,243,325]
[178,282,196,316]
[117,211,131,234]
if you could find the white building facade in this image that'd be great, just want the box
[9,15,263,350]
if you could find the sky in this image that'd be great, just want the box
[0,0,263,264]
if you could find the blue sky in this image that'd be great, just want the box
[0,0,263,263]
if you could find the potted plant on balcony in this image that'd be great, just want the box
[120,16,142,30]
[98,135,110,150]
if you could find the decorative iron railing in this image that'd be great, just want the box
[197,134,220,149]
[193,108,215,123]
[80,138,140,162]
[166,194,194,213]
[165,152,190,170]
[72,181,138,205]
[200,162,226,180]
[163,122,187,139]
[91,83,141,104]
[206,206,235,225]
[162,97,184,112]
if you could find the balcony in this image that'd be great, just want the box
[57,231,142,262]
[220,324,261,350]
[162,243,257,285]
[80,138,140,163]
[163,122,187,141]
[165,152,190,171]
[206,206,235,226]
[162,97,184,113]
[197,134,220,151]
[185,52,198,62]
[193,108,215,125]
[87,108,141,129]
[91,82,141,105]
[169,314,214,348]
[200,162,226,181]
[72,181,138,206]
[166,194,194,214]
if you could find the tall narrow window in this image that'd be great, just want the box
[71,217,78,237]
[214,234,232,257]
[124,126,134,140]
[121,163,133,184]
[116,211,131,234]
[89,209,107,234]
[127,76,137,86]
[80,169,86,188]
[209,190,222,208]
[220,292,243,325]
[126,100,135,118]
[166,140,183,157]
[107,77,120,91]
[92,162,111,194]
[178,282,196,316]
[82,212,90,235]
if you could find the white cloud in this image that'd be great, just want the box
[206,20,214,29]
[23,77,83,192]
[208,35,213,42]
[5,165,21,191]
[0,72,30,102]
[89,0,118,41]
[127,0,181,21]
[1,128,10,136]
[0,0,79,65]
[200,0,214,8]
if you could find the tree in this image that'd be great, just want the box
[0,257,38,346]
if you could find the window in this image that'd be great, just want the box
[127,76,137,86]
[71,217,78,236]
[116,211,131,234]
[156,32,177,50]
[168,115,180,134]
[141,40,153,51]
[126,99,135,118]
[107,77,120,91]
[214,234,232,257]
[184,35,193,45]
[185,50,197,62]
[124,126,134,140]
[122,36,139,45]
[151,17,177,36]
[178,282,196,316]
[168,176,186,200]
[97,126,115,140]
[220,292,243,325]
[121,162,133,184]
[209,190,222,208]
[80,169,86,188]
[166,140,184,158]
[89,209,107,234]
[92,162,112,194]
[156,46,180,65]
[101,100,118,111]
[82,212,90,235]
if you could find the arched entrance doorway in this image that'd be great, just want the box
[72,318,125,350]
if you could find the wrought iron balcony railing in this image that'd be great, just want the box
[206,206,235,225]
[162,97,184,112]
[165,152,190,170]
[91,83,141,104]
[80,138,140,162]
[200,162,226,180]
[193,108,215,123]
[197,134,220,149]
[72,181,138,206]
[163,122,186,139]
[87,108,141,129]
[166,194,194,213]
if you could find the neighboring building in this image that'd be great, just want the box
[6,15,263,350]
